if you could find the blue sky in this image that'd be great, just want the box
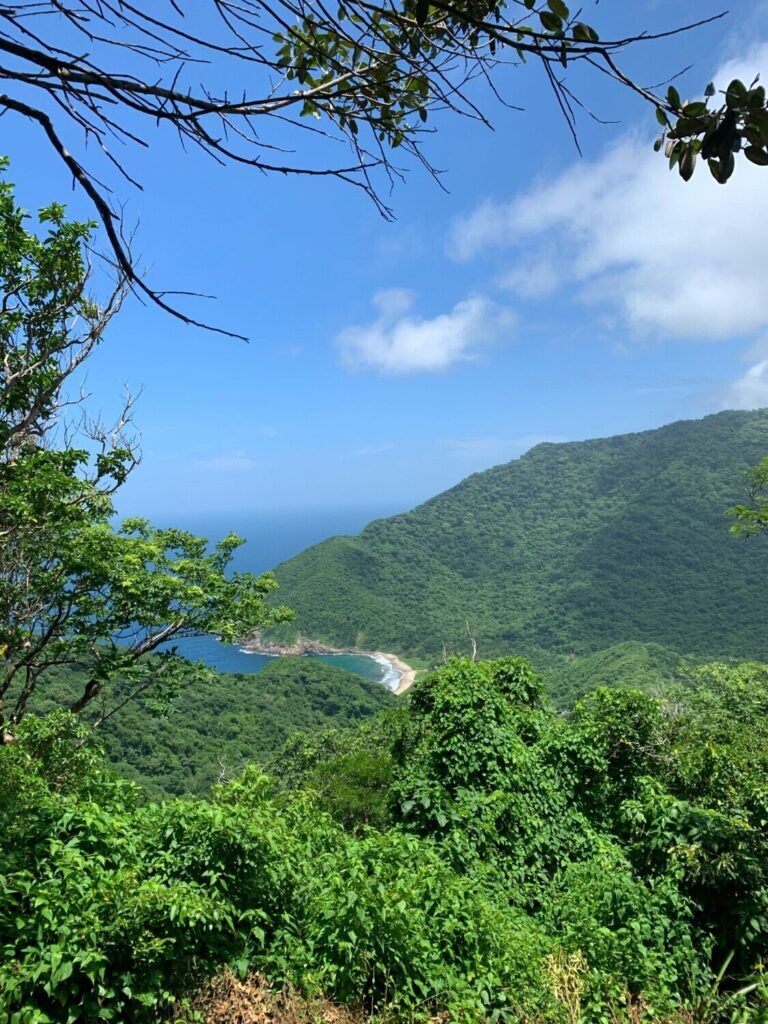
[6,0,768,515]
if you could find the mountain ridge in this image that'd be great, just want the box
[269,409,768,661]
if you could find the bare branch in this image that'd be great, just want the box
[0,2,730,335]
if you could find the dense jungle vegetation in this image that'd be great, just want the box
[3,655,768,1022]
[29,658,394,798]
[19,638,692,798]
[25,640,702,798]
[269,409,768,662]
[535,641,698,709]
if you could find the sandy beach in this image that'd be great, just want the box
[243,632,417,693]
[374,651,417,694]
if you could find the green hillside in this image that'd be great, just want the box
[537,640,697,707]
[270,409,768,661]
[32,658,395,797]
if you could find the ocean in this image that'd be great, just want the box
[147,507,399,688]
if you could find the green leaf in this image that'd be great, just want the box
[726,78,748,107]
[667,86,681,110]
[708,157,728,183]
[547,0,569,19]
[744,145,768,165]
[572,22,599,42]
[678,147,696,181]
[539,11,563,32]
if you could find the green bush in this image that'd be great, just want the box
[3,655,768,1022]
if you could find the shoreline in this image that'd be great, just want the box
[241,634,416,694]
[373,651,417,695]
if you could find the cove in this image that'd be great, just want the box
[161,634,390,686]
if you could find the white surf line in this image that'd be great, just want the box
[368,652,404,691]
[237,643,413,693]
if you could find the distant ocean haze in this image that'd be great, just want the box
[127,507,398,575]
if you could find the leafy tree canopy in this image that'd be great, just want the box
[0,167,290,739]
[730,457,768,538]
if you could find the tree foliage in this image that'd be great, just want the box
[658,77,768,184]
[268,409,768,664]
[0,158,123,459]
[0,168,290,739]
[26,640,704,798]
[31,657,395,798]
[3,655,768,1021]
[729,457,768,538]
[0,5,756,331]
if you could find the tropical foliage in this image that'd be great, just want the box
[30,658,394,797]
[22,640,708,799]
[3,655,768,1022]
[0,166,288,741]
[269,410,768,662]
[537,641,696,708]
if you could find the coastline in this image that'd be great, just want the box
[241,633,416,693]
[374,651,417,695]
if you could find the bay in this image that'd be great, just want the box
[145,506,397,686]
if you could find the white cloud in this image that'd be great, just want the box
[496,258,558,299]
[337,289,515,374]
[721,360,768,409]
[448,43,768,343]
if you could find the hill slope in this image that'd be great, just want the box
[536,640,697,707]
[35,658,395,797]
[270,409,768,661]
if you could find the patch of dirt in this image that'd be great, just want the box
[192,968,362,1024]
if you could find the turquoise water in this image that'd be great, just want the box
[167,635,388,684]
[142,508,401,687]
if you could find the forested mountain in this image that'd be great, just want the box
[270,409,768,661]
[32,659,394,797]
[537,640,695,707]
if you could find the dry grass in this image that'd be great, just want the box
[543,950,587,1024]
[190,966,741,1024]
[542,951,713,1024]
[190,968,362,1024]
